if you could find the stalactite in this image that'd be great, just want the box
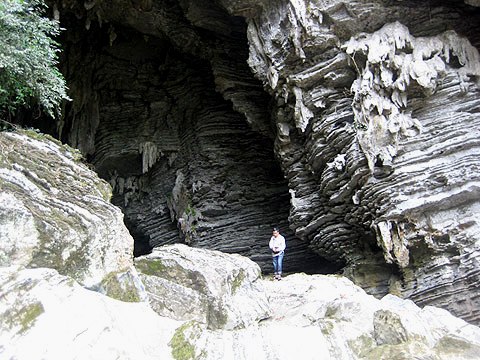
[345,21,480,172]
[139,141,158,174]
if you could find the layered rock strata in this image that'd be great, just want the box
[0,130,133,287]
[40,0,480,325]
[0,135,479,359]
[48,0,331,274]
[237,0,480,324]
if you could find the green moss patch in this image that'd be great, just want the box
[169,321,197,360]
[348,334,376,358]
[100,271,141,303]
[135,258,167,276]
[4,301,45,334]
[231,269,245,295]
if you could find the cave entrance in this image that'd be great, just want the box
[16,1,337,275]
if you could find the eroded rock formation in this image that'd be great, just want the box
[238,0,480,325]
[47,0,329,274]
[33,0,480,325]
[0,130,133,287]
[1,133,479,359]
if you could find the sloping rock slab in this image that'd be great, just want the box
[0,130,133,287]
[135,244,271,330]
[183,274,480,359]
[0,267,179,360]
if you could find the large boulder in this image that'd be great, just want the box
[0,266,179,360]
[135,243,271,330]
[0,130,134,287]
[181,273,480,359]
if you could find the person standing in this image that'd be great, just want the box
[269,227,286,280]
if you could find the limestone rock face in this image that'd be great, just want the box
[0,130,133,287]
[46,0,330,274]
[2,248,480,360]
[40,0,480,325]
[239,0,480,325]
[156,272,480,360]
[135,244,271,330]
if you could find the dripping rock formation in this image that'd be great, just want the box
[25,0,480,326]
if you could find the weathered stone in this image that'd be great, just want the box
[179,273,480,360]
[30,0,480,326]
[1,229,479,359]
[244,0,480,325]
[135,243,271,330]
[43,2,331,274]
[0,267,179,360]
[0,130,133,287]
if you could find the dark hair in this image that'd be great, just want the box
[273,227,279,232]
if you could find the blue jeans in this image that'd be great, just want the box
[272,251,284,274]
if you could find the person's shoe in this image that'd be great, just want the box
[277,274,282,280]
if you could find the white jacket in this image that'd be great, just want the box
[269,234,286,253]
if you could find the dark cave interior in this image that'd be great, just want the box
[14,2,343,275]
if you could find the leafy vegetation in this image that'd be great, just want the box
[0,0,69,119]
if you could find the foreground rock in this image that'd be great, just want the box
[172,273,480,360]
[0,130,134,287]
[135,244,271,330]
[1,243,479,359]
[0,267,178,360]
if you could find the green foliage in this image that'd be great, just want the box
[0,0,69,118]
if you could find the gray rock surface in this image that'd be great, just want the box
[2,116,479,359]
[0,130,134,287]
[186,273,480,360]
[2,248,480,360]
[241,0,480,325]
[135,244,271,330]
[0,266,178,360]
[37,0,480,325]
[47,0,329,274]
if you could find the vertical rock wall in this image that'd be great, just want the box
[52,3,330,274]
[44,0,480,324]
[237,0,480,324]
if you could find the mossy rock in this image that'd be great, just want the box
[169,321,201,360]
[231,269,245,295]
[99,271,142,303]
[3,301,45,334]
[135,258,167,276]
[362,341,435,360]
